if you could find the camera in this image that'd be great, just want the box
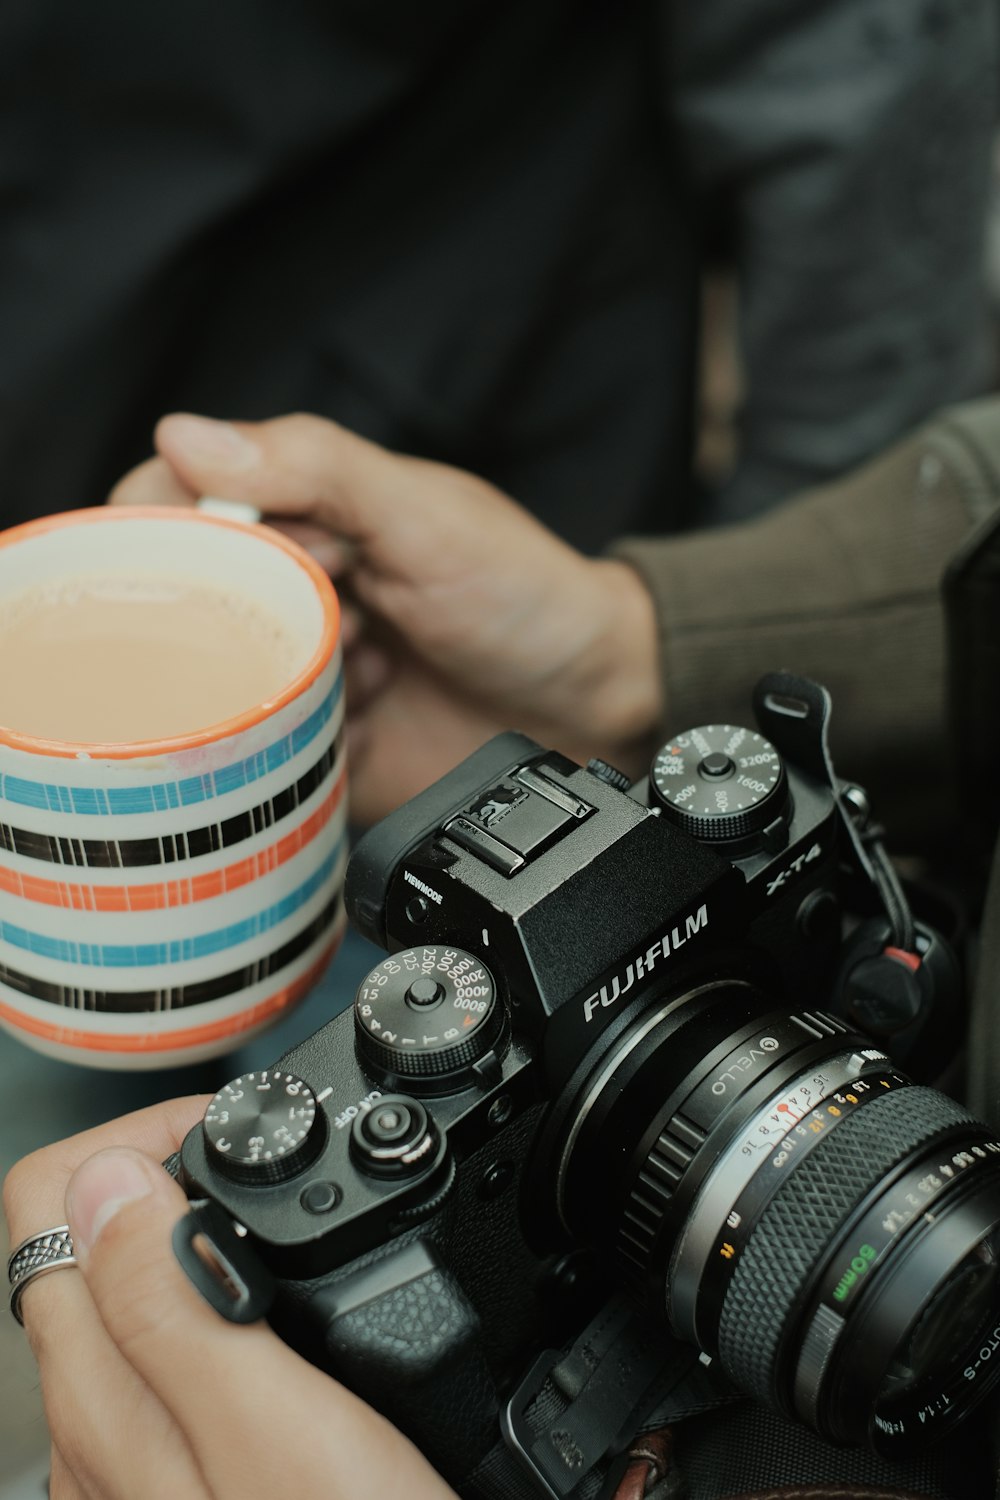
[173,673,1000,1498]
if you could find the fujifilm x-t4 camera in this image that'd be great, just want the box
[173,673,1000,1499]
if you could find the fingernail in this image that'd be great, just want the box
[66,1149,154,1262]
[161,414,260,469]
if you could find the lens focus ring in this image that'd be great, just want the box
[717,1085,974,1406]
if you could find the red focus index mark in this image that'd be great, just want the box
[884,946,921,973]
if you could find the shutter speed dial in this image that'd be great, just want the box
[354,945,503,1091]
[650,725,788,846]
[203,1069,323,1185]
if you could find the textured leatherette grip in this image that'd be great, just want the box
[328,1263,475,1378]
[718,1086,974,1401]
[325,1261,498,1480]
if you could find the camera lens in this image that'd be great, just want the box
[878,1232,999,1396]
[553,979,1000,1454]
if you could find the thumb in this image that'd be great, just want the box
[66,1146,454,1498]
[154,411,401,545]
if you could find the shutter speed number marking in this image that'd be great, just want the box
[358,947,491,1049]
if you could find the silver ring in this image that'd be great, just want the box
[7,1225,78,1325]
[6,1150,181,1326]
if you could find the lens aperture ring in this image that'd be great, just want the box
[676,1059,903,1347]
[716,1085,974,1409]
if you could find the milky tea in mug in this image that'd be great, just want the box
[0,575,301,744]
[0,508,346,1068]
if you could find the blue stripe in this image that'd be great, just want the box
[0,836,345,969]
[0,676,341,817]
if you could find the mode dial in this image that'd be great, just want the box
[354,946,503,1091]
[202,1069,323,1185]
[650,725,788,846]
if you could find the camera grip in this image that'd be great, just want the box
[318,1238,499,1481]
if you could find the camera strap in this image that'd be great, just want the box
[752,672,881,889]
[466,1293,733,1500]
[753,672,921,954]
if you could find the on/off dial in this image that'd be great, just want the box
[650,725,788,844]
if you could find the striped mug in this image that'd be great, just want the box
[0,507,346,1068]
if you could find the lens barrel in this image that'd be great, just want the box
[556,981,1000,1454]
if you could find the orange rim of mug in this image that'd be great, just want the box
[0,506,341,759]
[0,933,342,1053]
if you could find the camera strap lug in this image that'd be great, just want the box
[500,1294,702,1499]
[754,672,930,971]
[753,671,880,889]
[172,1198,275,1324]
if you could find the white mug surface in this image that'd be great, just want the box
[0,507,346,1070]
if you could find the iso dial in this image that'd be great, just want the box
[203,1069,323,1184]
[650,725,787,845]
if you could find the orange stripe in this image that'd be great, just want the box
[0,934,342,1054]
[0,506,340,759]
[0,773,346,912]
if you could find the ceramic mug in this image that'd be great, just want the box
[0,507,346,1068]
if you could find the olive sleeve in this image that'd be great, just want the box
[610,396,1000,845]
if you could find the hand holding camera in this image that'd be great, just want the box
[7,670,998,1499]
[2,1097,459,1500]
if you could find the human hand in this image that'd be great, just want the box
[108,414,663,824]
[3,1099,457,1500]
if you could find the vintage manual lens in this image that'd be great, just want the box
[554,979,1000,1454]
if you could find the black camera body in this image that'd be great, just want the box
[175,674,1000,1498]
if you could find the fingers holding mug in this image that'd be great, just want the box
[107,454,198,509]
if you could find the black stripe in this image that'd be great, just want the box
[1,731,343,870]
[0,894,343,1013]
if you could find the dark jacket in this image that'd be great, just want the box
[614,397,1000,849]
[0,1,994,546]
